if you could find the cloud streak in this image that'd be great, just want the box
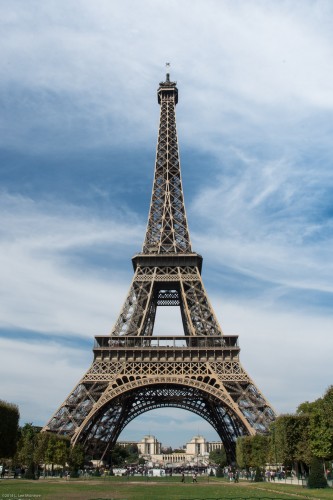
[0,336,91,425]
[0,192,143,335]
[0,0,332,448]
[2,1,333,151]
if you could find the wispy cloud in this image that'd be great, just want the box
[1,0,332,448]
[213,299,333,413]
[0,192,143,335]
[0,337,91,424]
[190,146,333,304]
[2,1,333,151]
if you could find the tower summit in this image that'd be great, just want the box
[43,74,276,463]
[143,72,187,254]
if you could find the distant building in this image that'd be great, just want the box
[186,435,208,456]
[116,435,223,467]
[137,435,161,455]
[207,441,224,453]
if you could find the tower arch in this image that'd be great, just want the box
[72,379,253,463]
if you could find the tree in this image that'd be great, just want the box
[15,426,85,479]
[124,443,139,464]
[236,435,269,469]
[16,424,40,479]
[0,400,19,459]
[68,444,84,477]
[43,434,58,474]
[215,465,224,477]
[126,444,139,455]
[34,432,53,475]
[254,466,264,482]
[111,444,130,467]
[250,435,269,468]
[54,438,70,469]
[271,414,308,468]
[236,436,252,469]
[209,447,227,467]
[294,416,312,472]
[312,387,333,459]
[32,432,70,476]
[308,456,328,489]
[298,386,333,461]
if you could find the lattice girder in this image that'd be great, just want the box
[110,265,224,338]
[110,269,154,336]
[44,347,275,461]
[72,380,252,462]
[143,81,191,254]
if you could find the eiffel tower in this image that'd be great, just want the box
[43,70,276,463]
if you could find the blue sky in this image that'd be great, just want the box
[0,0,333,448]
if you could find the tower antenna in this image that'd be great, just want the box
[166,62,170,82]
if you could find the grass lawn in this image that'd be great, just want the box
[0,476,332,500]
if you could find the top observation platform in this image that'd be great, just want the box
[158,72,178,104]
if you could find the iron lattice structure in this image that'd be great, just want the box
[43,73,276,462]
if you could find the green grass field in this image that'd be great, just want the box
[0,476,332,500]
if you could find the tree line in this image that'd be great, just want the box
[1,385,332,487]
[0,401,84,479]
[236,385,333,488]
[0,398,141,478]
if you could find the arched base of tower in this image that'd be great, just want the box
[72,383,250,463]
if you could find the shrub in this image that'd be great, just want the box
[254,467,263,482]
[24,464,37,480]
[215,465,224,477]
[308,457,327,488]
